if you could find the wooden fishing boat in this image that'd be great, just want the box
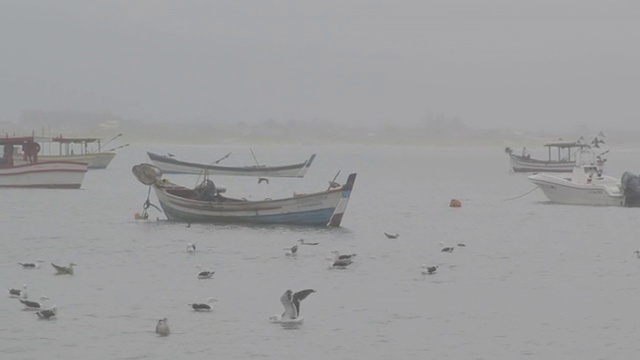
[146,151,315,177]
[505,141,606,173]
[13,135,123,169]
[132,163,356,227]
[0,136,88,188]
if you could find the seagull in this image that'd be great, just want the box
[332,258,353,268]
[18,259,44,269]
[258,177,269,184]
[384,232,400,239]
[166,153,175,157]
[328,181,340,189]
[297,239,319,246]
[457,243,466,247]
[439,243,455,253]
[331,251,356,260]
[155,318,170,336]
[634,250,640,259]
[197,270,215,279]
[51,262,76,275]
[186,243,196,253]
[20,296,49,310]
[188,298,217,312]
[9,284,27,298]
[270,289,315,322]
[36,306,58,320]
[421,265,438,275]
[188,303,212,312]
[285,244,298,256]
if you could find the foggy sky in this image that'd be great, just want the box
[1,0,639,132]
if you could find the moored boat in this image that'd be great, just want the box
[506,140,606,173]
[528,165,640,207]
[132,163,356,226]
[0,136,88,189]
[13,135,121,169]
[146,151,315,177]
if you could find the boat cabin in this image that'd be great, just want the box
[543,141,591,162]
[50,136,104,156]
[0,136,41,166]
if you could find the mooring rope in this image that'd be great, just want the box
[503,186,539,201]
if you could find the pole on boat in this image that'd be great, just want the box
[213,151,232,164]
[249,148,261,167]
[106,144,129,152]
[101,133,123,150]
[328,170,341,190]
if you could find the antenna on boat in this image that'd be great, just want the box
[328,170,341,190]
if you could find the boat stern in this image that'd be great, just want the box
[328,173,357,227]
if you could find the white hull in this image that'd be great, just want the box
[0,161,88,188]
[528,170,623,206]
[15,153,115,169]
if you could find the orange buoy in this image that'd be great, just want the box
[449,199,462,208]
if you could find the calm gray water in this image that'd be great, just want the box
[2,144,640,360]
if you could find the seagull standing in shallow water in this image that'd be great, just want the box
[270,289,315,322]
[156,318,170,336]
[186,243,196,253]
[634,250,640,259]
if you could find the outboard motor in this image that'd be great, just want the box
[621,172,640,207]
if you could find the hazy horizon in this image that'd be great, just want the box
[2,1,639,133]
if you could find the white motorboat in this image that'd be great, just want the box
[528,165,640,206]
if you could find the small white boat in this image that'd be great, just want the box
[528,165,640,207]
[0,136,88,189]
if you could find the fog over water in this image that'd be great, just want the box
[2,1,640,133]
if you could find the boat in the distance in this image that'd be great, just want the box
[146,151,315,177]
[13,135,123,169]
[131,163,356,226]
[0,136,88,188]
[505,139,606,173]
[528,164,640,207]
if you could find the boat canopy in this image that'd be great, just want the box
[51,136,102,144]
[543,141,590,149]
[0,136,37,145]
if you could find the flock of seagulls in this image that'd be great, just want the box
[8,262,71,320]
